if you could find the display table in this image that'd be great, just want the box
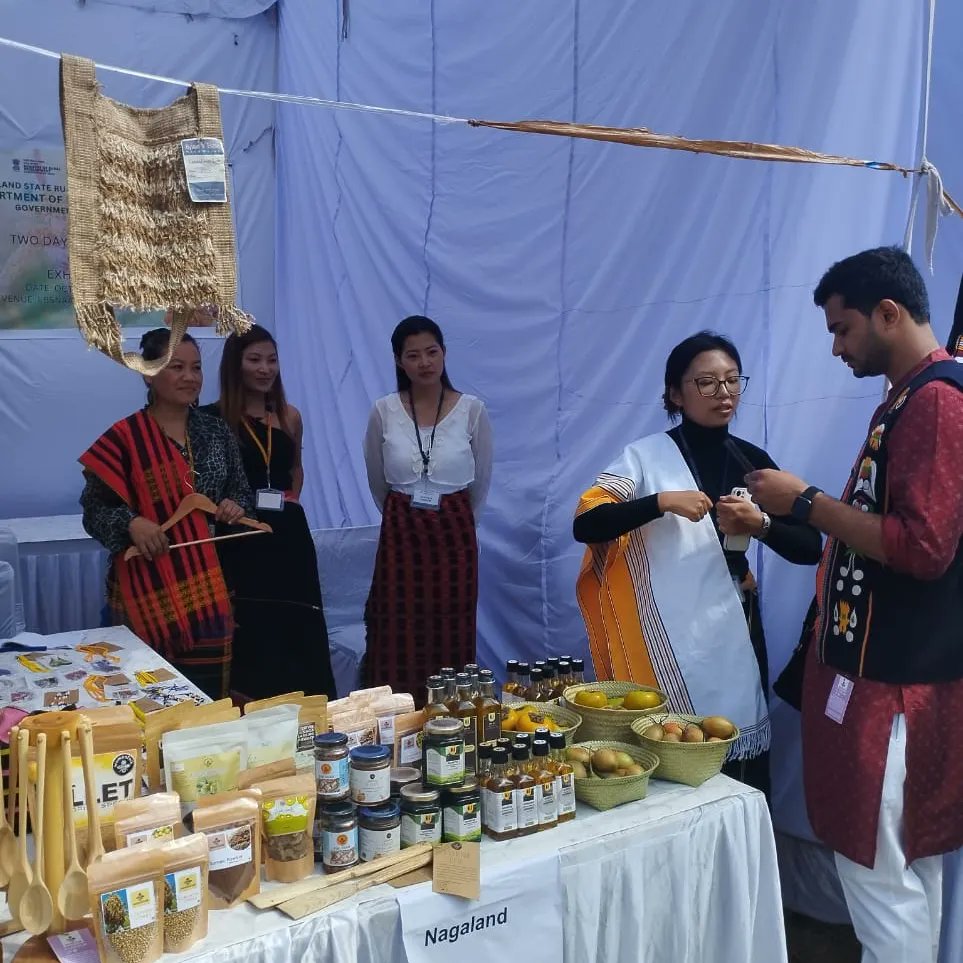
[2,775,786,963]
[0,624,207,713]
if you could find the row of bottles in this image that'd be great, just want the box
[425,668,501,774]
[502,657,585,702]
[479,732,576,839]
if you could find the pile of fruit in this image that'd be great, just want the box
[572,688,663,711]
[501,706,561,733]
[644,716,735,743]
[564,745,645,779]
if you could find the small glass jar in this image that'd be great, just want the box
[400,785,442,848]
[443,778,482,842]
[315,732,350,802]
[350,745,392,804]
[422,716,465,789]
[390,766,422,805]
[358,802,401,862]
[319,800,358,872]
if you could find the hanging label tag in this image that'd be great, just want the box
[825,674,854,724]
[411,477,441,511]
[255,488,285,512]
[180,137,227,203]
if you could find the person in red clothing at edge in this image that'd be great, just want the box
[749,246,963,963]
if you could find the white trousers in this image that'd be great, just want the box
[835,714,943,963]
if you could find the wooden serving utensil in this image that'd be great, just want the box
[57,731,88,920]
[7,729,32,923]
[77,723,105,866]
[20,733,54,934]
[0,736,13,886]
[0,725,19,881]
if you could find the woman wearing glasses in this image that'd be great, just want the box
[573,331,821,795]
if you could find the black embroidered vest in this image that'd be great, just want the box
[819,360,963,683]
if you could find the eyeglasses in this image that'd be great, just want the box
[690,375,750,398]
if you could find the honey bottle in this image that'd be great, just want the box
[512,732,532,753]
[539,664,557,701]
[502,659,521,696]
[463,663,481,697]
[531,739,558,831]
[514,662,531,700]
[551,660,572,699]
[424,675,451,719]
[452,673,479,773]
[440,667,457,707]
[508,745,539,837]
[549,732,576,823]
[474,670,501,750]
[483,748,518,840]
[570,658,586,686]
[476,742,494,826]
[525,667,545,702]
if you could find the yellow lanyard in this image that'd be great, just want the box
[242,417,273,487]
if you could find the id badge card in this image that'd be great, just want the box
[255,488,285,512]
[411,476,441,511]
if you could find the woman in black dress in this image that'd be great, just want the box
[212,324,337,699]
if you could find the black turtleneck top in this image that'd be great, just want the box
[572,417,822,579]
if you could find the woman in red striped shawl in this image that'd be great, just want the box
[80,329,252,698]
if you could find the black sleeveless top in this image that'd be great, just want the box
[236,416,296,493]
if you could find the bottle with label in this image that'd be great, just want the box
[463,663,481,697]
[483,747,518,841]
[552,661,572,699]
[495,737,514,756]
[570,658,585,686]
[422,716,466,789]
[512,732,532,753]
[474,670,501,750]
[508,745,539,837]
[400,785,442,848]
[452,673,479,774]
[546,656,561,674]
[502,659,520,696]
[319,801,359,872]
[530,739,558,831]
[424,676,452,720]
[442,778,482,842]
[549,732,576,823]
[475,743,493,791]
[539,664,557,701]
[525,667,545,702]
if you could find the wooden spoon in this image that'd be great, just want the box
[0,724,19,880]
[78,723,105,866]
[57,731,88,920]
[0,735,14,886]
[20,732,54,934]
[7,728,32,924]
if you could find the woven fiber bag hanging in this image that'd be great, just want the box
[60,54,252,374]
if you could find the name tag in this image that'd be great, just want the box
[825,674,854,724]
[411,477,441,511]
[255,488,285,512]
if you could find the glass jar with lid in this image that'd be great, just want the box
[319,800,358,872]
[349,745,392,804]
[358,802,401,861]
[400,785,442,848]
[315,732,350,802]
[422,716,465,789]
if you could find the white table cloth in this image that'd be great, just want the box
[3,776,787,963]
[0,514,108,635]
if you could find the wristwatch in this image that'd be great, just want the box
[791,486,823,522]
[757,512,772,541]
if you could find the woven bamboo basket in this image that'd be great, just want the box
[570,740,659,811]
[500,702,582,746]
[561,681,667,743]
[631,713,739,787]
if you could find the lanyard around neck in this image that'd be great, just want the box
[409,388,445,476]
[242,417,273,487]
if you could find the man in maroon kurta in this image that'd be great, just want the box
[749,247,963,963]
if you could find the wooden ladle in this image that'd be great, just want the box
[57,730,88,920]
[78,723,105,866]
[7,728,33,925]
[0,734,14,886]
[20,732,54,934]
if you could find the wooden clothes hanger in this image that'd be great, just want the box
[123,492,273,561]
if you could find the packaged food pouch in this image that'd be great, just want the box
[244,703,299,769]
[242,691,305,714]
[191,792,261,909]
[158,833,209,953]
[253,772,316,883]
[163,719,248,817]
[72,706,143,855]
[114,793,184,849]
[87,845,165,963]
[293,695,328,772]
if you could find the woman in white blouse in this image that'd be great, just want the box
[363,315,493,701]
